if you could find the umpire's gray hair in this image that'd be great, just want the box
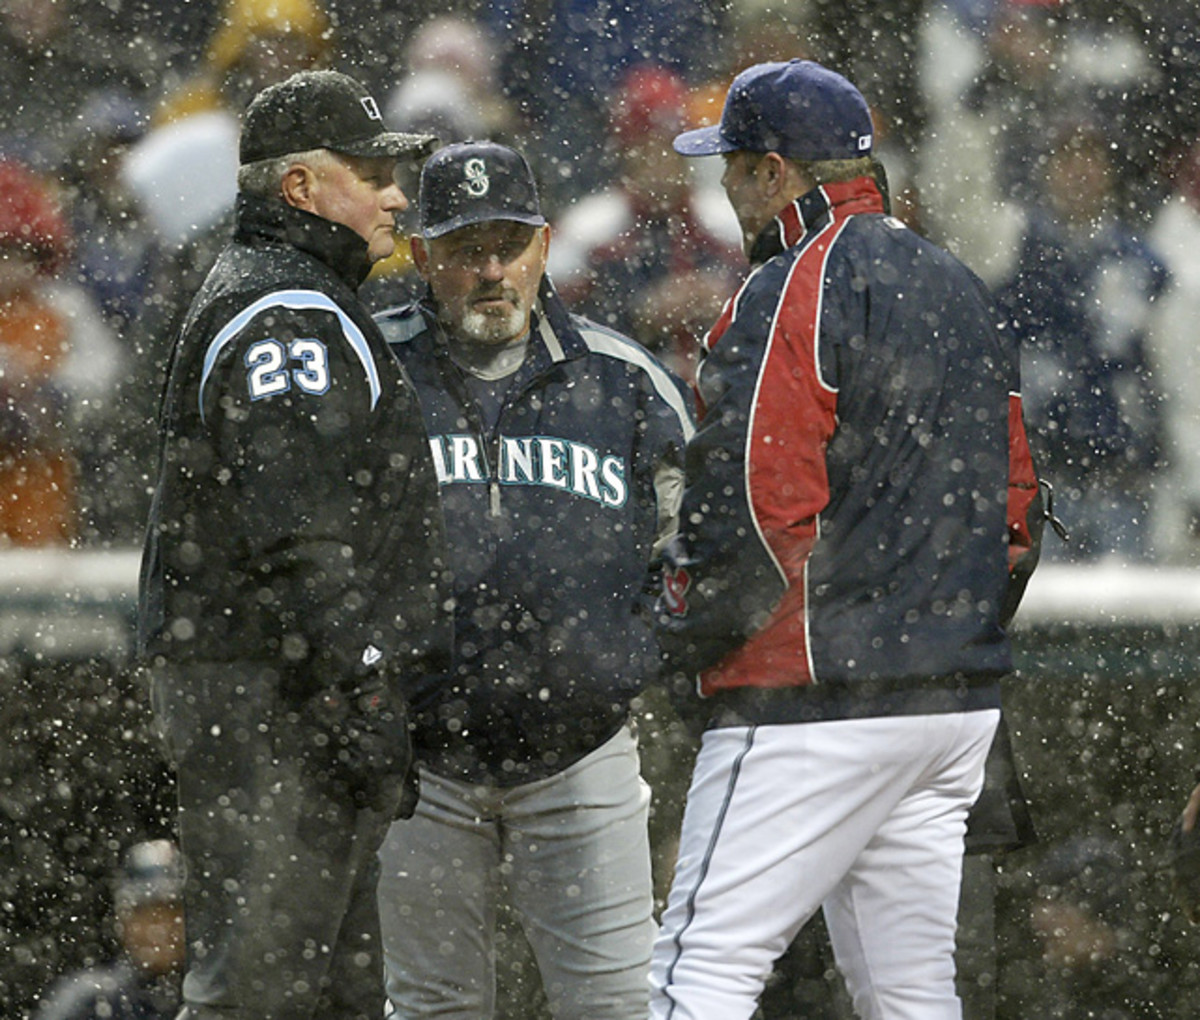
[237,147,340,197]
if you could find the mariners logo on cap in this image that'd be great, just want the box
[418,141,546,239]
[461,158,490,198]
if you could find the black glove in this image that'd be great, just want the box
[299,672,418,820]
[1165,818,1200,924]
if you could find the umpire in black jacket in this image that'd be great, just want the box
[137,71,452,1020]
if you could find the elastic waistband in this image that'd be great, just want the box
[707,675,1003,729]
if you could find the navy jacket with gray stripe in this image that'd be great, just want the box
[377,278,694,785]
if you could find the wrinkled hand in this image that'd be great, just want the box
[301,673,418,819]
[1167,782,1200,924]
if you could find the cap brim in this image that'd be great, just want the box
[336,131,439,160]
[422,210,547,240]
[672,125,736,156]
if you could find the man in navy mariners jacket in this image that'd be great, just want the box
[138,71,452,1020]
[649,61,1042,1020]
[374,141,694,1019]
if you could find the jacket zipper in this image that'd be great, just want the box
[433,318,561,519]
[435,339,507,519]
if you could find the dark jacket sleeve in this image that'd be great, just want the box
[195,299,394,693]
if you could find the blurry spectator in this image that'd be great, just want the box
[32,840,184,1020]
[0,159,122,546]
[110,0,224,83]
[993,120,1168,562]
[919,0,1167,271]
[1030,835,1156,1020]
[120,111,240,256]
[123,0,336,248]
[102,189,235,545]
[385,15,523,145]
[56,89,160,543]
[948,0,1065,207]
[0,0,154,170]
[1052,6,1163,220]
[153,0,334,126]
[686,0,820,127]
[300,0,477,98]
[121,0,336,255]
[1143,2,1200,175]
[386,71,486,150]
[918,0,1068,285]
[1148,141,1200,561]
[806,0,928,155]
[917,0,993,129]
[480,0,727,210]
[548,65,741,383]
[102,110,239,543]
[59,89,155,336]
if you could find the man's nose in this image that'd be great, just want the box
[383,183,409,213]
[480,255,505,280]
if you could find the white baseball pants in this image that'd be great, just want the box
[649,708,999,1020]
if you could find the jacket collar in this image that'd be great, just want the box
[748,176,885,266]
[234,193,374,289]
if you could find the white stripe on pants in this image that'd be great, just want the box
[649,709,999,1020]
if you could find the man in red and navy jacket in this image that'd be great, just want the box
[650,60,1042,1020]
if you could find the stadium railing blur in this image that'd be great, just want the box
[3,550,1200,1016]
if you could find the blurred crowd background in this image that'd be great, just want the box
[4,1,1200,1018]
[2,0,1199,565]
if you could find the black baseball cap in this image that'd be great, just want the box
[673,60,873,161]
[240,69,437,165]
[418,141,546,240]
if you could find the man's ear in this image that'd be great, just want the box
[760,152,812,201]
[280,164,316,212]
[410,235,430,280]
[757,152,788,196]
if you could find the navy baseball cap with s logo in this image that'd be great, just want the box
[673,59,874,161]
[418,141,547,240]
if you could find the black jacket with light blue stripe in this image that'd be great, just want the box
[138,194,452,699]
[377,278,693,785]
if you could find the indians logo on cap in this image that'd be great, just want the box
[360,96,382,122]
[460,157,490,198]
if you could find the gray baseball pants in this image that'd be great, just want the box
[377,724,655,1019]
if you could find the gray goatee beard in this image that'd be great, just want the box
[458,296,527,345]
